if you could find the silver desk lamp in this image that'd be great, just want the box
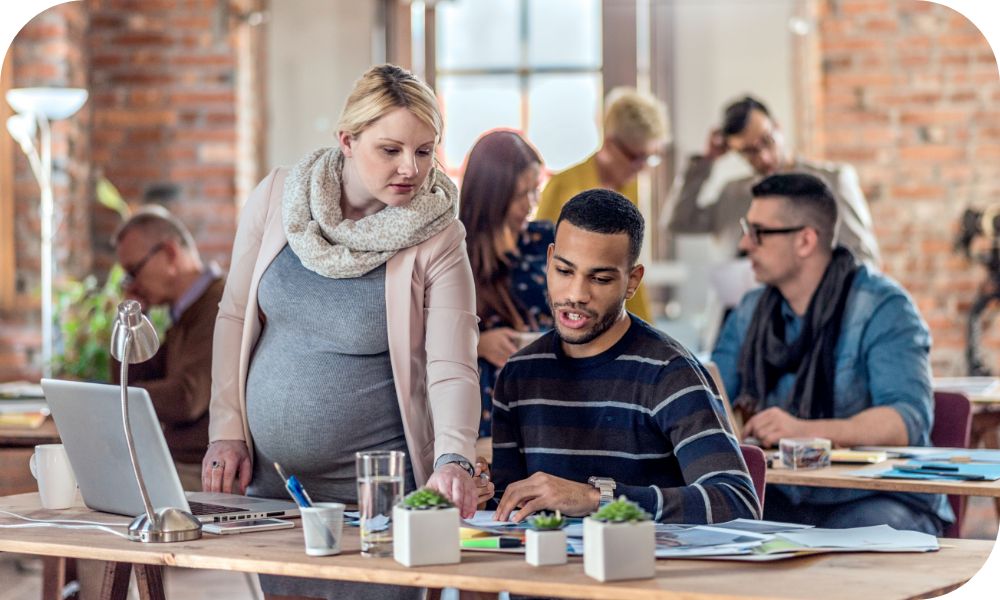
[110,300,202,542]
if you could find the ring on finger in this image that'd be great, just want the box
[211,460,223,469]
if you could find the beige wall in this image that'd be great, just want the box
[267,0,377,169]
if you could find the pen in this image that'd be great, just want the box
[461,537,522,549]
[274,462,313,508]
[912,464,959,471]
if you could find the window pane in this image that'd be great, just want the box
[437,0,519,70]
[437,75,521,170]
[527,73,602,172]
[528,0,601,68]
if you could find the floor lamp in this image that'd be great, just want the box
[5,87,88,378]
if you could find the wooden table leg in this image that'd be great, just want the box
[40,557,68,600]
[134,565,165,600]
[100,562,132,600]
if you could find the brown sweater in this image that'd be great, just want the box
[114,277,224,464]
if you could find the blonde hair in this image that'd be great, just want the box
[338,64,443,142]
[603,87,670,146]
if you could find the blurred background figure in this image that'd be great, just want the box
[458,130,553,449]
[535,87,670,324]
[664,95,880,266]
[112,205,224,491]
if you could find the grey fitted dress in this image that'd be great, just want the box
[246,244,419,600]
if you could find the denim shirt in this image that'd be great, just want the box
[712,265,952,523]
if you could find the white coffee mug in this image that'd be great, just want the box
[29,444,77,509]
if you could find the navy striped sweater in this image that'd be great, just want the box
[492,315,760,523]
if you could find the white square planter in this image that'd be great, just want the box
[392,506,460,567]
[526,529,567,566]
[583,517,655,582]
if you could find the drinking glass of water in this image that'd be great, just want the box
[355,450,405,557]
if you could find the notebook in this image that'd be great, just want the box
[41,379,299,522]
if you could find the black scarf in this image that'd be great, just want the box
[735,247,859,420]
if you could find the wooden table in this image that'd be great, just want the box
[0,493,993,600]
[767,458,1000,498]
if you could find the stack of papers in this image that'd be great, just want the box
[462,513,937,561]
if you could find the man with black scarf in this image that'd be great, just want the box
[711,173,951,535]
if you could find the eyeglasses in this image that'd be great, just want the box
[735,132,776,159]
[739,217,806,246]
[610,138,661,168]
[121,241,165,287]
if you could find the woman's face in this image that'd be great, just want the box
[504,162,542,234]
[339,107,437,210]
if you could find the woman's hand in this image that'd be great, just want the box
[425,463,478,519]
[478,328,520,368]
[202,440,253,494]
[474,457,494,508]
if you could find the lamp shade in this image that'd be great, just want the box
[6,87,88,120]
[5,114,37,154]
[110,301,159,364]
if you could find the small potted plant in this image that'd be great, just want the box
[393,488,460,566]
[583,496,655,582]
[525,511,567,566]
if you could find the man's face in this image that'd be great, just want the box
[546,222,642,354]
[726,109,786,176]
[116,230,175,308]
[738,197,805,288]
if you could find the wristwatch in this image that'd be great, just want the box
[588,476,616,508]
[434,453,475,477]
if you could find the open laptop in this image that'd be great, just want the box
[41,379,298,522]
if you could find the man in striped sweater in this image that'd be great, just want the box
[492,189,759,524]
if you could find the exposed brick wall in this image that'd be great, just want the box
[797,0,1000,376]
[87,0,241,271]
[1,2,91,381]
[2,0,258,381]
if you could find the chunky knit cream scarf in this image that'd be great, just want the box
[283,146,458,278]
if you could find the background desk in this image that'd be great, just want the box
[767,459,1000,498]
[0,419,59,496]
[0,493,993,600]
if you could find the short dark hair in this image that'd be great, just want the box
[751,173,838,251]
[556,189,644,266]
[721,95,771,136]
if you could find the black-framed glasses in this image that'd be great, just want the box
[739,217,806,246]
[735,132,776,159]
[121,241,165,287]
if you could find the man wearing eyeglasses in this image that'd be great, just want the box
[112,206,224,491]
[534,87,670,324]
[664,96,880,267]
[710,173,951,534]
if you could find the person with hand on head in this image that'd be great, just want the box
[534,88,670,324]
[203,64,483,600]
[112,206,224,492]
[664,95,880,266]
[490,189,758,525]
[458,129,553,445]
[711,173,951,534]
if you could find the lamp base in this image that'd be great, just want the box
[128,507,202,543]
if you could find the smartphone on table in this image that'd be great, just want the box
[202,518,295,535]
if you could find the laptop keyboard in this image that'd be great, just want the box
[188,501,250,516]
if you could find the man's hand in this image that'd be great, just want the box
[474,457,494,508]
[202,440,252,494]
[743,407,809,448]
[478,328,520,368]
[493,472,599,523]
[704,128,728,161]
[425,463,478,519]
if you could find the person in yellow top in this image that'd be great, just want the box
[535,87,669,323]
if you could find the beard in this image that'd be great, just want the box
[548,296,626,347]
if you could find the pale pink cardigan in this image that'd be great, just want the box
[208,168,480,486]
